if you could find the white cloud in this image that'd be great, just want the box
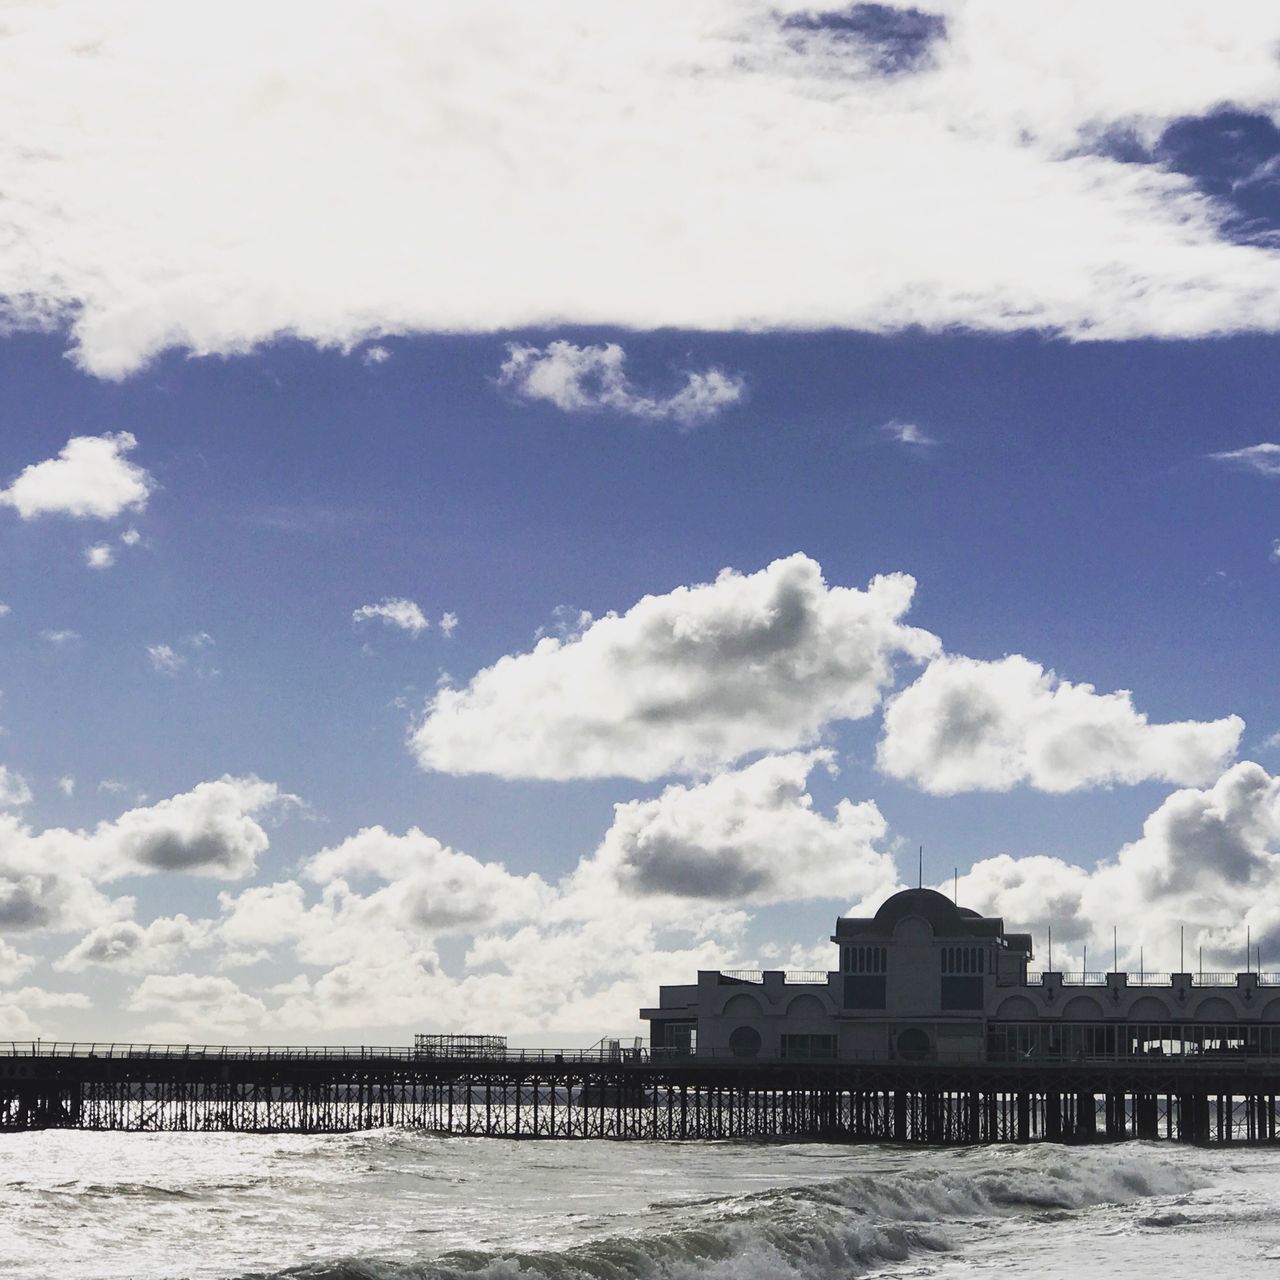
[877,420,937,448]
[127,972,266,1037]
[1271,539,1280,564]
[878,653,1243,794]
[1209,442,1280,478]
[40,629,79,647]
[146,643,185,675]
[0,767,32,809]
[10,6,1280,375]
[498,341,745,428]
[0,432,151,519]
[362,344,390,366]
[951,762,1280,970]
[438,611,458,638]
[413,553,939,780]
[0,603,10,617]
[0,776,290,940]
[119,526,141,546]
[95,776,286,879]
[353,597,429,636]
[84,542,115,570]
[56,914,211,974]
[581,752,897,906]
[57,776,75,797]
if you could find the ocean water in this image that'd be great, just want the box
[0,1130,1274,1280]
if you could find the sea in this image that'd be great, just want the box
[0,1130,1274,1280]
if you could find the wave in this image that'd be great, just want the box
[248,1146,1207,1280]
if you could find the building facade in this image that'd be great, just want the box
[641,887,1280,1063]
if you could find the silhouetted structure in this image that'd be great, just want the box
[5,890,1280,1143]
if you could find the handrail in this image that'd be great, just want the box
[783,970,831,984]
[717,970,763,984]
[1028,972,1280,988]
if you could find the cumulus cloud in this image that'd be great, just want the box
[56,914,211,974]
[952,762,1280,971]
[0,776,290,938]
[0,432,152,519]
[127,972,266,1037]
[438,611,458,638]
[1209,442,1280,478]
[497,341,745,428]
[878,653,1243,794]
[303,826,552,935]
[413,554,939,780]
[9,6,1280,375]
[582,752,897,905]
[98,776,285,878]
[84,543,115,570]
[353,597,429,636]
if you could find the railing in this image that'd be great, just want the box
[1028,972,1280,988]
[716,970,831,985]
[0,1042,650,1065]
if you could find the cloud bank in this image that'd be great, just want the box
[7,4,1280,374]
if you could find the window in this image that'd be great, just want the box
[942,946,986,975]
[781,1034,836,1060]
[842,945,886,973]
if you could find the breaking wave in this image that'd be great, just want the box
[254,1146,1206,1280]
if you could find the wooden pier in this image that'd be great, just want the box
[3,1042,1280,1143]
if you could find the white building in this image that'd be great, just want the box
[641,887,1280,1063]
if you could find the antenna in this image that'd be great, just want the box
[1113,925,1118,974]
[1248,926,1252,975]
[953,867,957,904]
[1048,924,1053,972]
[1180,926,1185,974]
[918,846,923,890]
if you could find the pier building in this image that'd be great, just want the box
[641,887,1280,1064]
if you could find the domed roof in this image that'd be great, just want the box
[833,886,1009,940]
[872,888,966,931]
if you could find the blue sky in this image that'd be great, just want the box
[2,2,1280,1043]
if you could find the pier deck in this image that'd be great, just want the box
[2,1042,1280,1143]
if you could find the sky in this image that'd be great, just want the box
[3,1,1280,1044]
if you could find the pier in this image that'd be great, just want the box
[2,1040,1280,1143]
